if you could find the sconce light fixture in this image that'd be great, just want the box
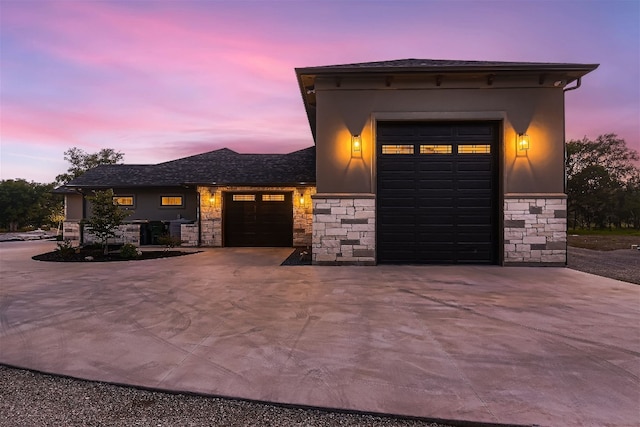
[209,195,215,204]
[299,192,305,206]
[351,134,362,158]
[517,133,530,152]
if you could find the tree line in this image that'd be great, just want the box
[1,136,639,232]
[566,134,639,229]
[0,148,123,232]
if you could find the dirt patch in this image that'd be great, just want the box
[568,234,640,251]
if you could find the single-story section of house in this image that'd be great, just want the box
[59,147,316,248]
[59,58,599,266]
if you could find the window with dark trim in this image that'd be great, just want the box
[113,196,134,206]
[161,196,184,206]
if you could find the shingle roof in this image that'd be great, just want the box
[295,58,599,73]
[65,147,315,188]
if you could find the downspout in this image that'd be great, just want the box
[563,77,581,92]
[196,190,201,247]
[562,76,581,260]
[562,77,582,194]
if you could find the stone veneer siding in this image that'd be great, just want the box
[197,186,315,247]
[312,194,375,265]
[62,221,81,246]
[83,223,141,246]
[503,194,567,265]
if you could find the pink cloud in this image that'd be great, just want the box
[1,0,637,183]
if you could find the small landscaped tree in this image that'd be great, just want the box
[85,189,131,254]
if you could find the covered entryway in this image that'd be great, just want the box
[223,191,293,247]
[376,121,499,264]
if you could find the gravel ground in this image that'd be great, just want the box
[568,246,640,285]
[0,365,453,427]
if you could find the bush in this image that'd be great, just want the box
[120,243,141,259]
[55,240,77,259]
[157,234,182,250]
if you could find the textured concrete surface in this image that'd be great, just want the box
[1,240,639,427]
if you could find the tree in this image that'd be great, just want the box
[55,147,124,185]
[0,180,62,231]
[566,134,640,229]
[85,189,131,254]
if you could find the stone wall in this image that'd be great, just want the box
[197,186,315,247]
[503,195,567,265]
[62,221,81,246]
[198,186,222,247]
[312,194,375,265]
[181,223,199,247]
[83,223,141,246]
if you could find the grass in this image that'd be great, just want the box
[568,229,640,251]
[569,228,640,236]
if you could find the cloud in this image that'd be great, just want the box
[1,0,638,182]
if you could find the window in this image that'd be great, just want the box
[161,196,184,206]
[113,196,134,206]
[458,144,491,154]
[382,144,414,154]
[262,194,285,202]
[420,145,452,154]
[232,194,255,202]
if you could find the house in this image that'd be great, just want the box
[60,58,599,266]
[60,147,316,248]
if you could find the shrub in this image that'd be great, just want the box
[157,234,182,251]
[120,243,141,259]
[55,240,77,259]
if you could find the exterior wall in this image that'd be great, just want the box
[181,223,199,247]
[84,187,198,222]
[62,221,81,246]
[312,194,375,265]
[503,195,567,265]
[83,223,141,246]
[314,77,566,195]
[312,74,568,266]
[64,194,83,220]
[197,185,316,247]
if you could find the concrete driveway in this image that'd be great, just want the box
[1,240,638,427]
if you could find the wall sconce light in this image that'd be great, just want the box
[209,195,215,204]
[517,133,530,152]
[299,192,305,206]
[351,134,362,158]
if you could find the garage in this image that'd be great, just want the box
[223,192,293,247]
[376,121,499,264]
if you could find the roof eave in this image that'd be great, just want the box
[295,63,600,75]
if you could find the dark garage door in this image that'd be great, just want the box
[377,121,499,264]
[224,192,293,247]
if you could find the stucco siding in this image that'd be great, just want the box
[83,187,198,222]
[64,193,84,221]
[314,81,565,195]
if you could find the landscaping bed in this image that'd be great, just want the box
[32,244,197,262]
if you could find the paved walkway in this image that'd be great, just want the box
[1,241,638,427]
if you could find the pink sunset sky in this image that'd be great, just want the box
[1,0,638,183]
